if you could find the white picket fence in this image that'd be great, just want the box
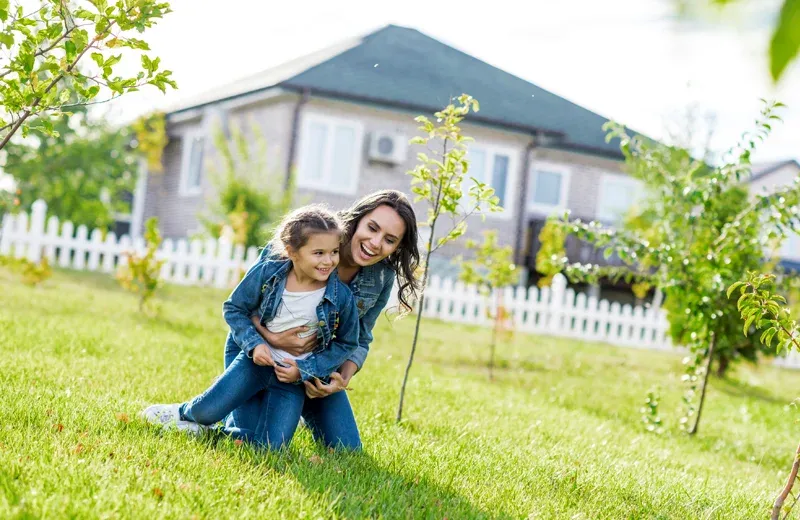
[0,200,260,289]
[422,274,674,350]
[3,200,800,368]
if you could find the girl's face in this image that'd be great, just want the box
[348,205,406,267]
[288,231,341,282]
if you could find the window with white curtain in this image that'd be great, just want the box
[297,113,364,195]
[179,131,205,196]
[597,173,643,224]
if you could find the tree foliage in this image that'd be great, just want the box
[0,0,176,150]
[4,103,137,230]
[457,230,518,380]
[539,100,800,433]
[199,120,295,248]
[116,216,163,312]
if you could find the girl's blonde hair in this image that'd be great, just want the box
[267,204,344,258]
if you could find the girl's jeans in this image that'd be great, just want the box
[220,340,362,450]
[179,351,305,449]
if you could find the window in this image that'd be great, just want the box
[179,131,205,196]
[463,145,516,218]
[297,113,364,195]
[597,173,644,224]
[781,232,800,261]
[528,162,570,214]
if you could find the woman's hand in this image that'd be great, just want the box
[250,316,317,356]
[304,372,349,399]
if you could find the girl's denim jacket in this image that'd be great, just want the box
[222,252,360,382]
[244,244,396,372]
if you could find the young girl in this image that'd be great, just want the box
[141,204,360,448]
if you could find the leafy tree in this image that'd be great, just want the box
[199,120,295,248]
[4,104,137,229]
[539,100,800,434]
[0,0,176,150]
[396,94,501,423]
[457,230,518,381]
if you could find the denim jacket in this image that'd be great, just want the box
[346,259,395,370]
[222,253,360,382]
[253,244,396,371]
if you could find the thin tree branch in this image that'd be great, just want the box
[0,12,123,151]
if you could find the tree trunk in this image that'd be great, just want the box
[689,333,715,436]
[489,316,498,382]
[772,440,800,520]
[715,355,730,378]
[396,241,434,424]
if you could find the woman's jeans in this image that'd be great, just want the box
[215,341,362,450]
[179,351,306,449]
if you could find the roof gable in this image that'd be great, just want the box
[172,24,626,158]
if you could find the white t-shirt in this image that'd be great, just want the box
[266,287,326,366]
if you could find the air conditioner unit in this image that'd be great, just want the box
[367,131,408,165]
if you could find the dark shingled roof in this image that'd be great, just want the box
[281,25,623,157]
[173,24,627,158]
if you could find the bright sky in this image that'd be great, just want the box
[107,0,799,163]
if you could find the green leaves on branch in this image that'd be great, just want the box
[729,273,799,355]
[457,230,518,295]
[408,94,501,255]
[0,0,177,150]
[116,217,165,314]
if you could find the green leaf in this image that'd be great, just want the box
[91,53,104,68]
[727,281,744,299]
[769,0,800,82]
[0,32,12,49]
[65,40,77,63]
[744,315,756,336]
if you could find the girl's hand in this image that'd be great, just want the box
[250,316,318,356]
[252,344,274,367]
[274,358,301,383]
[304,372,349,399]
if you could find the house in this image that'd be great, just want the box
[133,24,650,287]
[748,159,800,270]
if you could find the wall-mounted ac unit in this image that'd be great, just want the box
[367,131,408,164]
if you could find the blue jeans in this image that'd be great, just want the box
[179,351,306,449]
[222,339,362,450]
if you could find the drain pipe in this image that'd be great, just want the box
[284,88,310,191]
[514,132,542,280]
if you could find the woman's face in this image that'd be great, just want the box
[348,205,406,267]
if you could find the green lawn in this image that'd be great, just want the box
[2,269,800,519]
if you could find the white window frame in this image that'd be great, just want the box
[781,231,800,262]
[463,143,518,220]
[179,129,205,197]
[528,161,571,215]
[596,172,643,224]
[296,112,364,196]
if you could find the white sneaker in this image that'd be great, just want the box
[141,404,208,435]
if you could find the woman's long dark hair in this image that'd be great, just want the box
[339,190,420,313]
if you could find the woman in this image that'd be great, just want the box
[224,189,420,450]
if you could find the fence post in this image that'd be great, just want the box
[549,273,567,333]
[0,209,13,255]
[27,199,47,263]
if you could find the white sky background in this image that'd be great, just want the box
[104,0,799,163]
